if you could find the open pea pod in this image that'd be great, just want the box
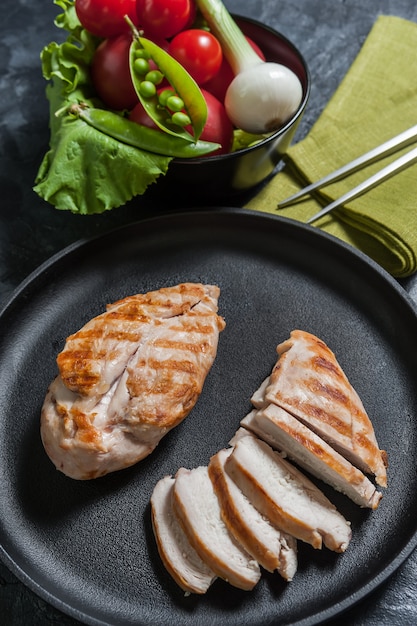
[129,37,208,142]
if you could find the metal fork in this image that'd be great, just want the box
[276,124,417,224]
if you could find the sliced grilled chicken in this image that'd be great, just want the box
[173,466,261,590]
[250,376,269,408]
[266,330,388,487]
[241,405,382,509]
[150,475,217,594]
[208,447,297,580]
[41,283,225,479]
[225,432,352,552]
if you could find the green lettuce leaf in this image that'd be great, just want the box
[34,0,171,214]
[34,81,170,214]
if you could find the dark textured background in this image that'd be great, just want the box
[1,1,417,624]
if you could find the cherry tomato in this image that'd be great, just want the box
[191,89,233,155]
[129,100,158,128]
[75,0,139,38]
[91,34,138,110]
[136,0,196,39]
[204,37,266,102]
[168,30,223,86]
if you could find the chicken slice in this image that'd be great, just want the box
[41,283,225,479]
[150,475,217,594]
[173,466,261,590]
[266,330,387,487]
[225,432,352,553]
[241,404,382,510]
[250,376,270,408]
[208,448,297,581]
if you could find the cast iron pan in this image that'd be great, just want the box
[1,208,417,625]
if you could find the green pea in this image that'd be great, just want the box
[133,57,150,76]
[166,95,185,112]
[171,111,191,128]
[134,48,151,60]
[145,70,164,85]
[139,80,157,98]
[158,88,175,108]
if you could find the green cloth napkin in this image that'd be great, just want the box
[246,15,417,277]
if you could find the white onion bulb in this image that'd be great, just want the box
[224,62,303,134]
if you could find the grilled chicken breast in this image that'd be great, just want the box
[266,330,388,487]
[41,283,225,479]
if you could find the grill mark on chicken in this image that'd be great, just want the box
[284,419,348,467]
[152,338,212,353]
[68,409,104,448]
[106,309,152,323]
[285,399,350,437]
[67,327,145,341]
[313,354,343,375]
[308,378,349,406]
[149,356,198,375]
[125,386,200,426]
[168,321,215,335]
[57,354,102,392]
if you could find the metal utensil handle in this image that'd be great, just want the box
[307,145,417,224]
[278,123,417,208]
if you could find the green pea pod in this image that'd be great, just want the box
[129,37,208,142]
[69,104,220,158]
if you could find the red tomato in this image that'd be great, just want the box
[91,34,138,110]
[129,100,158,128]
[192,89,233,155]
[204,37,266,102]
[136,0,196,39]
[168,30,223,86]
[75,0,139,38]
[130,88,233,156]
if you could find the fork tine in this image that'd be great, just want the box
[277,123,417,208]
[306,145,417,224]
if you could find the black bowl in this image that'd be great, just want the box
[146,15,310,205]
